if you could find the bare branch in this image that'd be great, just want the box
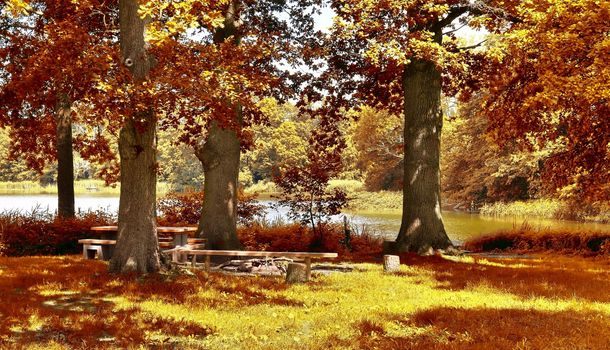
[456,39,488,51]
[467,1,523,24]
[443,23,468,35]
[0,22,36,31]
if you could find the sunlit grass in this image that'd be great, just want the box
[480,199,610,223]
[346,190,403,213]
[2,254,610,348]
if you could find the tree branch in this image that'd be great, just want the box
[467,1,523,24]
[0,22,36,31]
[456,39,488,51]
[443,23,468,35]
[431,6,469,32]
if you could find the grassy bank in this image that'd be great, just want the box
[243,181,280,199]
[345,190,403,213]
[480,199,610,224]
[244,179,366,200]
[323,181,609,224]
[0,180,171,196]
[2,254,610,349]
[348,192,610,224]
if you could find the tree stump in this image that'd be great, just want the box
[285,262,308,284]
[383,255,400,273]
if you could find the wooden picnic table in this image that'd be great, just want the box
[90,225,198,248]
[166,249,338,279]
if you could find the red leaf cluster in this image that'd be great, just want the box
[156,190,265,226]
[0,211,113,257]
[238,223,383,262]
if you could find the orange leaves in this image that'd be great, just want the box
[237,223,383,261]
[0,0,120,173]
[2,1,322,175]
[156,190,265,226]
[0,255,214,347]
[479,0,610,201]
[315,1,513,121]
[140,0,227,44]
[0,211,114,257]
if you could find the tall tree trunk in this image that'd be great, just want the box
[109,0,160,273]
[394,59,452,254]
[195,122,242,250]
[195,0,243,250]
[55,95,75,218]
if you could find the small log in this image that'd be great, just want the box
[285,262,308,284]
[383,255,400,273]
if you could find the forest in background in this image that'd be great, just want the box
[1,96,606,222]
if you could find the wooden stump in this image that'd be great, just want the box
[383,255,400,273]
[285,262,308,284]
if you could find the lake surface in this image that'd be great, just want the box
[1,194,609,244]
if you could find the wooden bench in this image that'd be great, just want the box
[159,241,206,250]
[168,249,338,279]
[159,238,206,263]
[78,239,116,261]
[159,237,206,244]
[79,238,205,261]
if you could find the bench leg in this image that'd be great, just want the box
[83,245,102,260]
[305,258,312,280]
[178,250,187,263]
[205,255,211,272]
[191,255,197,268]
[171,247,188,263]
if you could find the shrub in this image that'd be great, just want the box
[157,190,266,226]
[464,227,610,256]
[238,223,383,262]
[157,191,204,225]
[0,209,113,257]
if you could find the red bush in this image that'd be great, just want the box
[157,190,265,226]
[238,223,383,262]
[0,211,113,257]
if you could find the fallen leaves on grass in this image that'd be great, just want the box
[2,254,610,349]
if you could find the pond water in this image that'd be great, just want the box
[1,194,609,244]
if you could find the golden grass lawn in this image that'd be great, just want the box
[1,254,610,349]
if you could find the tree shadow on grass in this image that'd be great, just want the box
[356,307,610,350]
[0,255,305,348]
[399,254,610,302]
[5,302,213,349]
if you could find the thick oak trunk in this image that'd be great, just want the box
[394,59,452,254]
[195,123,242,250]
[109,0,160,273]
[55,95,75,218]
[195,1,242,250]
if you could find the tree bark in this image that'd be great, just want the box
[195,122,242,250]
[55,95,75,218]
[195,0,243,250]
[109,0,160,274]
[394,58,453,254]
